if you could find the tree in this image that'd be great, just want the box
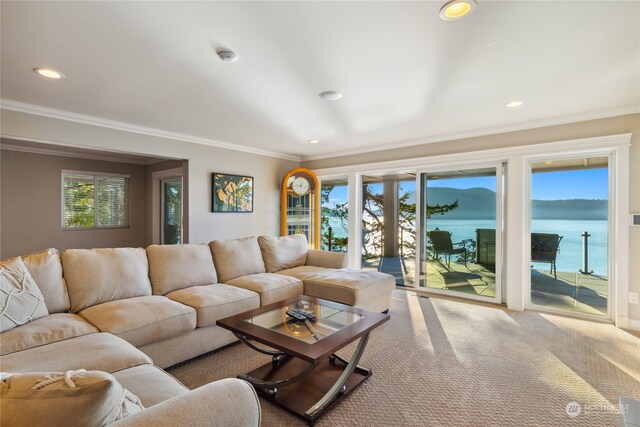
[63,181,95,227]
[320,186,348,252]
[320,182,460,258]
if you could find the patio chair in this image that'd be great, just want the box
[427,229,467,269]
[531,233,563,279]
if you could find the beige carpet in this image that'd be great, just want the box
[168,291,640,426]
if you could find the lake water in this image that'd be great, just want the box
[429,219,608,275]
[325,218,608,275]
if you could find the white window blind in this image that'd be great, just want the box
[62,172,130,229]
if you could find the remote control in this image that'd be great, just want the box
[286,310,316,322]
[299,311,316,321]
[286,310,307,321]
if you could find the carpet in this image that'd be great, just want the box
[168,291,640,426]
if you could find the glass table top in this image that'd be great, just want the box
[243,300,365,344]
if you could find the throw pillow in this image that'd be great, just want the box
[0,369,144,427]
[0,257,49,332]
[258,234,309,273]
[22,248,70,314]
[209,236,266,282]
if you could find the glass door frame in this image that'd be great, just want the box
[524,151,615,322]
[317,173,361,269]
[415,161,504,305]
[160,176,183,245]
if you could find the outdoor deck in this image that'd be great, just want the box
[531,268,608,316]
[364,256,608,316]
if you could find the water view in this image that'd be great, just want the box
[326,213,608,276]
[429,219,608,275]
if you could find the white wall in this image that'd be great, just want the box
[1,109,299,245]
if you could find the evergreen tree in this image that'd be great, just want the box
[321,183,459,257]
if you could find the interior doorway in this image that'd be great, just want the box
[152,166,185,245]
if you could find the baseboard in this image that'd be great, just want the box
[618,315,640,331]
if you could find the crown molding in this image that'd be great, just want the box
[312,133,632,177]
[302,105,640,162]
[0,135,170,165]
[0,99,301,162]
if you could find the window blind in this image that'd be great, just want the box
[62,172,129,228]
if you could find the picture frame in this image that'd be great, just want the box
[211,173,254,213]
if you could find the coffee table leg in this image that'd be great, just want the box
[305,332,370,418]
[238,359,318,393]
[234,333,285,357]
[329,352,371,374]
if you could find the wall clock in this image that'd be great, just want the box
[281,167,319,248]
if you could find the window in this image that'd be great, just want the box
[62,171,130,229]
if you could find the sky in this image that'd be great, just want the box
[323,168,608,207]
[531,169,608,200]
[426,176,496,191]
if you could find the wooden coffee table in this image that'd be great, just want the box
[217,295,389,425]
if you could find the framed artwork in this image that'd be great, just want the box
[212,173,254,213]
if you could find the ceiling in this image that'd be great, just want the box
[1,1,638,161]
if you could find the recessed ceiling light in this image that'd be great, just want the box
[308,139,320,144]
[319,91,342,101]
[439,0,477,21]
[506,101,523,108]
[33,68,65,79]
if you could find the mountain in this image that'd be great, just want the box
[420,187,607,220]
[426,187,496,219]
[532,199,607,220]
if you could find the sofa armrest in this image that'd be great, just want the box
[112,378,260,427]
[305,249,349,269]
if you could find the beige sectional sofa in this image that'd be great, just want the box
[0,234,394,426]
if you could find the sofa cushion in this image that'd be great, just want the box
[79,296,196,347]
[22,248,70,313]
[112,364,188,408]
[147,244,217,295]
[61,248,152,312]
[258,234,308,273]
[279,266,395,309]
[0,370,143,427]
[1,332,152,374]
[166,284,259,327]
[305,249,349,269]
[225,273,303,306]
[0,257,49,332]
[0,313,98,356]
[209,237,266,282]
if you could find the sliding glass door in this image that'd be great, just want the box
[418,165,502,302]
[360,173,416,286]
[320,177,349,253]
[528,155,610,317]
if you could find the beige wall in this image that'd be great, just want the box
[304,113,640,323]
[0,148,148,258]
[0,109,299,249]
